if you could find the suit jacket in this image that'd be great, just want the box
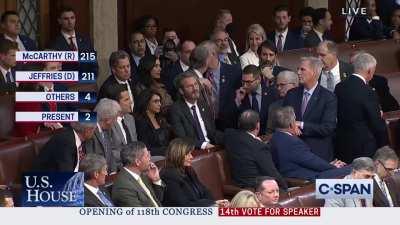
[304,29,331,48]
[98,75,135,100]
[126,49,140,79]
[168,99,221,148]
[84,186,113,207]
[224,129,288,190]
[0,70,16,93]
[338,61,354,81]
[162,61,184,98]
[112,168,164,207]
[369,75,400,112]
[227,52,240,65]
[85,127,116,173]
[348,16,385,41]
[335,75,388,163]
[373,177,400,207]
[161,167,215,207]
[267,30,304,51]
[111,114,137,170]
[270,131,350,180]
[32,128,79,171]
[283,85,337,161]
[19,34,37,50]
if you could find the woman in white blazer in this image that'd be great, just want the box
[240,24,266,69]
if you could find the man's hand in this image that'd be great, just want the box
[147,162,161,182]
[235,87,246,106]
[261,66,274,81]
[330,159,347,168]
[293,121,303,136]
[215,199,230,207]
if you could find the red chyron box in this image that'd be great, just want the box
[218,207,321,217]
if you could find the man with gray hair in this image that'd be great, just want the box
[335,52,388,163]
[210,29,239,65]
[325,157,376,207]
[283,57,337,161]
[85,98,121,173]
[270,106,350,181]
[80,154,114,207]
[112,141,164,207]
[372,146,399,206]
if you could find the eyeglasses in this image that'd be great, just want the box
[378,160,398,174]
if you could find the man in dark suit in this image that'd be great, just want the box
[267,5,303,51]
[369,75,400,112]
[304,8,333,48]
[316,41,354,92]
[234,65,279,135]
[50,6,97,73]
[210,29,240,65]
[127,31,146,81]
[32,121,97,172]
[257,40,289,85]
[270,106,350,180]
[214,9,240,59]
[80,154,114,207]
[284,57,337,161]
[335,52,388,163]
[224,110,288,190]
[1,11,37,51]
[372,146,400,207]
[349,0,385,41]
[168,71,221,149]
[112,142,164,207]
[85,99,121,173]
[0,38,17,93]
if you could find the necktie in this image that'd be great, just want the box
[190,105,206,142]
[137,177,159,207]
[69,36,77,51]
[97,190,114,207]
[206,71,218,117]
[326,71,335,92]
[277,34,283,52]
[121,117,132,144]
[301,91,310,117]
[78,144,86,161]
[251,92,259,112]
[5,71,12,83]
[360,198,367,207]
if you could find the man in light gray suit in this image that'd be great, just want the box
[85,98,121,173]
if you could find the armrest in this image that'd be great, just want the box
[285,177,310,187]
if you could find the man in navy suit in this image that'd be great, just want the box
[0,39,17,94]
[235,65,279,135]
[127,31,146,82]
[267,5,303,51]
[50,6,97,73]
[284,57,337,161]
[270,106,350,181]
[1,11,37,51]
[304,8,333,48]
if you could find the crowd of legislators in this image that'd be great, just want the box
[1,0,400,207]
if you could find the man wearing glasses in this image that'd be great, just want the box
[372,146,400,207]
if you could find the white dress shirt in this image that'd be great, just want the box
[320,60,341,90]
[115,76,134,109]
[179,60,189,72]
[185,100,210,149]
[313,29,324,42]
[4,34,26,51]
[145,39,158,55]
[61,30,78,51]
[116,116,128,144]
[275,28,288,50]
[239,49,259,69]
[73,129,82,172]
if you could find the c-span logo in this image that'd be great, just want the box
[22,172,84,207]
[316,179,373,199]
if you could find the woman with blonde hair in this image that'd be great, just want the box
[230,190,262,207]
[239,24,266,69]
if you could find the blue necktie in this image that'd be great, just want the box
[251,92,259,112]
[5,71,12,83]
[97,190,114,207]
[191,105,206,142]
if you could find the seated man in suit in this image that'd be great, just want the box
[80,154,114,207]
[32,119,97,172]
[210,29,240,66]
[267,4,303,51]
[325,157,375,207]
[257,40,289,86]
[1,11,37,51]
[270,106,350,181]
[85,98,121,173]
[224,110,288,190]
[304,8,333,48]
[127,30,146,79]
[372,146,400,207]
[234,65,279,135]
[0,38,17,93]
[284,56,337,161]
[255,176,281,207]
[316,41,354,92]
[112,141,165,207]
[168,71,220,149]
[349,0,385,41]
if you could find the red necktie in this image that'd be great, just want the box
[69,36,77,51]
[78,144,86,161]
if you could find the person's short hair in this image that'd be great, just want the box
[277,70,299,86]
[238,110,260,131]
[255,176,277,192]
[94,98,121,121]
[177,40,195,52]
[245,24,266,50]
[174,70,197,90]
[129,30,144,42]
[1,10,18,23]
[299,6,314,19]
[107,84,128,102]
[79,154,107,181]
[0,187,13,207]
[351,52,377,73]
[312,8,329,26]
[165,138,195,170]
[273,4,290,16]
[58,6,75,17]
[121,141,147,167]
[190,41,216,69]
[300,56,323,77]
[272,106,296,129]
[352,157,376,172]
[109,50,130,69]
[257,40,278,55]
[318,40,338,55]
[242,64,261,79]
[373,146,399,162]
[230,190,260,207]
[0,38,18,54]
